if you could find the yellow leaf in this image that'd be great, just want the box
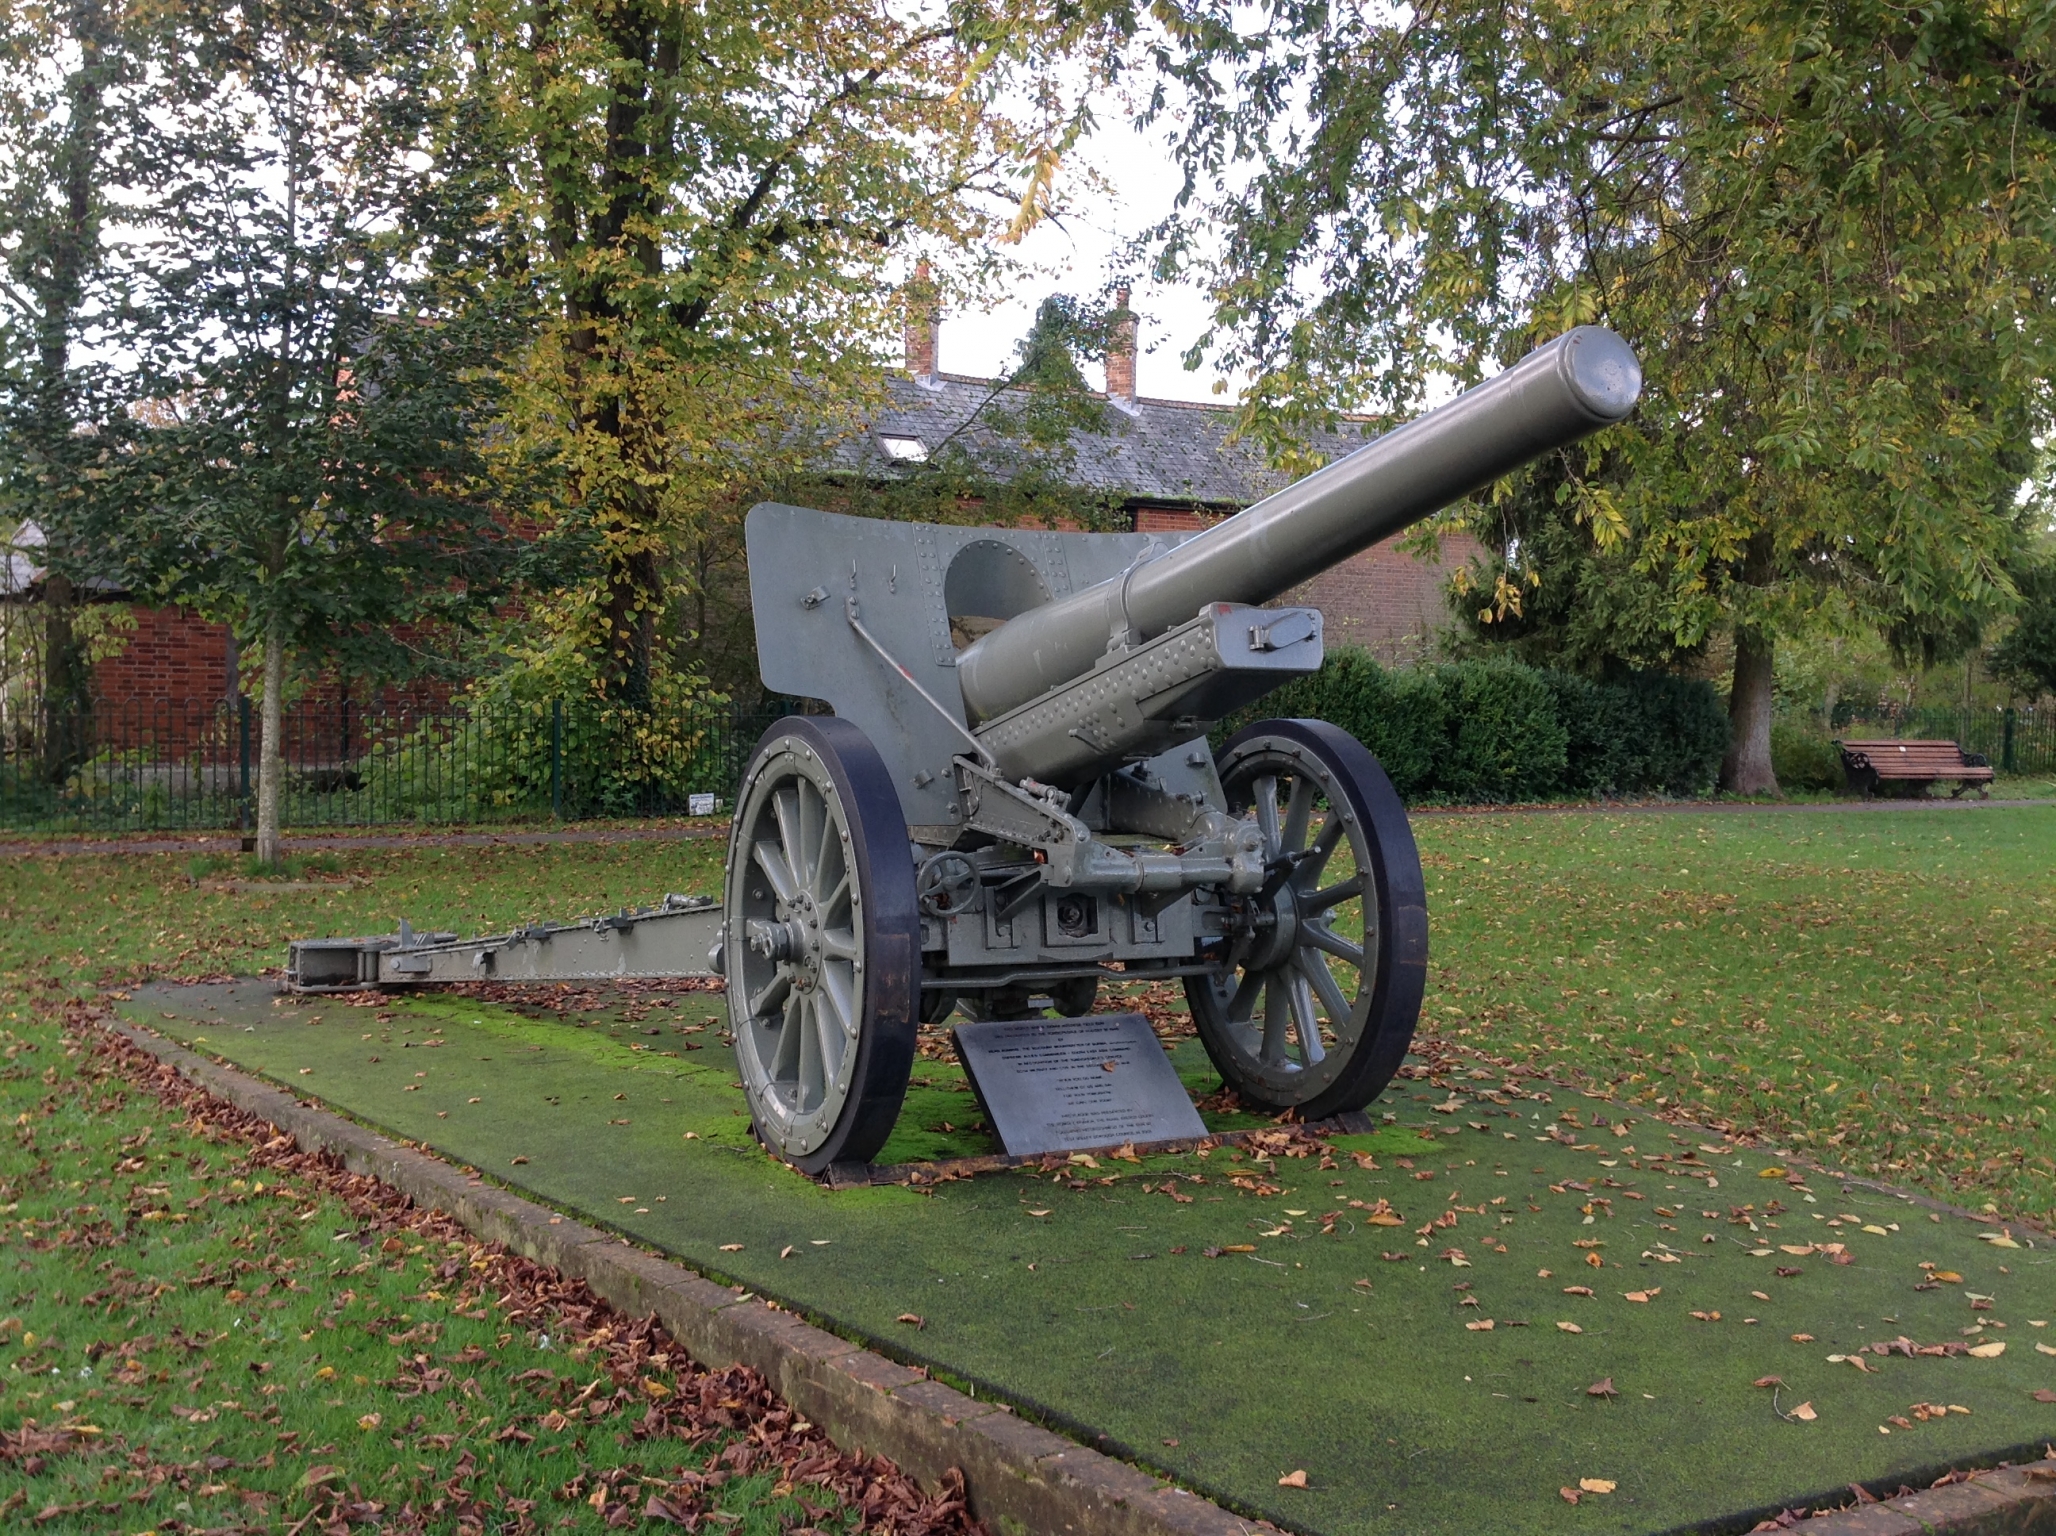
[1466,1319,1495,1331]
[1278,1469,1309,1488]
[2034,1342,2056,1356]
[1967,1341,2006,1358]
[1861,1225,1888,1236]
[1557,1321,1583,1333]
[1585,1252,1604,1268]
[1579,1478,1617,1494]
[1790,1402,1817,1422]
[1758,1166,1787,1179]
[1933,1271,1962,1283]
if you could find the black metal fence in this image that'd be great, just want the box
[1829,702,2054,776]
[0,694,798,833]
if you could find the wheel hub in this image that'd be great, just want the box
[1243,883,1300,972]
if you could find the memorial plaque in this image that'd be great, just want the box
[952,1012,1207,1157]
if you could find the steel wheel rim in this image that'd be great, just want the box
[1198,742,1377,1100]
[728,740,864,1158]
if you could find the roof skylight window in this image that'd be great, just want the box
[878,434,928,462]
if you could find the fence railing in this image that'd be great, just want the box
[0,694,799,833]
[1829,702,2054,776]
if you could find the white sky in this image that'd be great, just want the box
[933,121,1235,405]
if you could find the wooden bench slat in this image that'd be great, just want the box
[1835,738,1994,796]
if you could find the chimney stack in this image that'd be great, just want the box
[1106,286,1138,410]
[904,261,939,384]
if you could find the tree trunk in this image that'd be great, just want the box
[1721,629,1779,795]
[255,616,285,866]
[39,572,89,784]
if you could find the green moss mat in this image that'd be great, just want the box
[123,982,2056,1535]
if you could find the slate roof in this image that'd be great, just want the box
[825,373,1376,511]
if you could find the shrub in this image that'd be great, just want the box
[1249,647,1726,803]
[1434,659,1567,802]
[1771,720,1845,792]
[1616,672,1730,796]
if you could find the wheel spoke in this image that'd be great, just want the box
[1226,966,1263,1026]
[1301,920,1364,968]
[818,868,851,924]
[818,925,858,961]
[1287,972,1326,1066]
[1251,775,1281,859]
[747,970,792,1020]
[1281,775,1313,856]
[752,838,799,904]
[801,782,832,897]
[814,994,847,1091]
[1296,811,1343,888]
[770,991,803,1080]
[819,965,858,1039]
[771,787,805,881]
[795,996,822,1109]
[1260,976,1292,1067]
[1298,949,1357,1029]
[1303,872,1364,915]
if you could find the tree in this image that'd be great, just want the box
[1992,548,2056,701]
[0,0,127,774]
[1148,0,2056,791]
[87,0,513,863]
[461,0,1130,702]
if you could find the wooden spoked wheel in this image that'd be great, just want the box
[724,717,918,1173]
[1184,719,1427,1119]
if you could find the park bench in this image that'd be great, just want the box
[1836,738,1994,799]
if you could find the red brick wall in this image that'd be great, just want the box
[90,604,455,755]
[1134,509,1481,664]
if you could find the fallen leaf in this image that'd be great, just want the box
[719,1243,744,1252]
[1932,1271,1962,1284]
[1466,1319,1495,1331]
[1557,1321,1583,1334]
[1776,1267,1804,1278]
[2032,1390,2056,1404]
[510,1156,529,1165]
[1579,1478,1617,1494]
[1221,1243,1256,1253]
[1585,1252,1604,1269]
[1562,1286,1595,1297]
[1278,1469,1308,1489]
[1753,1376,1783,1388]
[1027,1209,1052,1218]
[780,1245,796,1259]
[2035,1343,2056,1357]
[1790,1402,1817,1422]
[299,1464,343,1490]
[1758,1166,1787,1179]
[896,1314,925,1329]
[1587,1378,1617,1398]
[1690,1311,1721,1322]
[1968,1341,2006,1358]
[1862,1225,1888,1236]
[1624,1289,1660,1303]
[641,1378,671,1398]
[357,1413,381,1430]
[1779,1244,1815,1256]
[1560,1488,1581,1505]
[1791,1333,1815,1342]
[1749,1248,1774,1257]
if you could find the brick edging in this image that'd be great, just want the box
[105,1016,1273,1536]
[1785,1462,2056,1534]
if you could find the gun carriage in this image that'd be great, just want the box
[289,327,1642,1176]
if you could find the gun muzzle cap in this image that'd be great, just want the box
[1559,326,1643,423]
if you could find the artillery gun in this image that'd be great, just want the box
[289,327,1642,1177]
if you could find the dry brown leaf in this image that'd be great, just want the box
[1278,1469,1308,1489]
[1586,1378,1617,1398]
[895,1314,925,1329]
[1791,1333,1815,1343]
[1579,1478,1617,1494]
[719,1243,744,1252]
[780,1245,796,1259]
[1752,1376,1783,1388]
[1562,1286,1595,1297]
[1465,1319,1495,1332]
[1790,1402,1818,1422]
[1557,1321,1583,1334]
[1585,1252,1604,1269]
[1559,1487,1582,1505]
[1967,1341,2006,1358]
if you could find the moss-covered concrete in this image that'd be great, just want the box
[122,981,2056,1535]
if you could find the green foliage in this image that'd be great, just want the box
[1262,648,1724,802]
[1770,721,1846,794]
[1150,0,2056,786]
[1991,554,2056,700]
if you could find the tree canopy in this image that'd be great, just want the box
[1150,0,2056,788]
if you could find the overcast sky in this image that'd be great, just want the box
[930,121,1235,405]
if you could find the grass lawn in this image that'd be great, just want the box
[1,804,2051,1532]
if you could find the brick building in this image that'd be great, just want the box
[5,297,1474,724]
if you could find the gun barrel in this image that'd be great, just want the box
[956,326,1641,723]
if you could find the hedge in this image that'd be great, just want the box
[1248,649,1728,803]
